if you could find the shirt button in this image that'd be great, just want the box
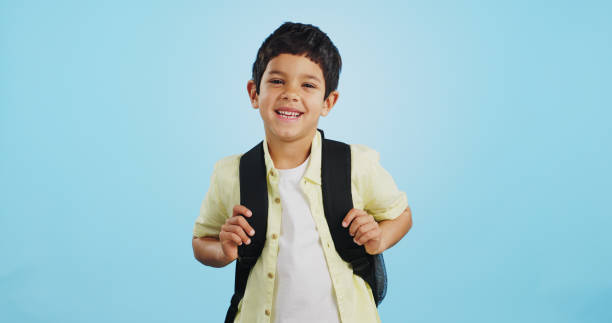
[274,197,281,204]
[270,170,276,177]
[264,309,271,316]
[271,233,278,239]
[268,272,274,279]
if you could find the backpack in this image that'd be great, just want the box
[224,129,387,323]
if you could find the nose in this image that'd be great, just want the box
[280,82,299,102]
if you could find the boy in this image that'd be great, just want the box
[192,22,412,323]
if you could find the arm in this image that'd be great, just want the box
[348,145,413,254]
[377,206,412,253]
[343,206,412,255]
[192,205,255,268]
[192,236,235,268]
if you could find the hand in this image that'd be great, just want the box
[219,205,256,261]
[342,208,383,255]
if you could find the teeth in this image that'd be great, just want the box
[278,111,301,117]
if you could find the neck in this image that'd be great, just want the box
[266,130,315,169]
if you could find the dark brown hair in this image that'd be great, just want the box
[251,22,342,100]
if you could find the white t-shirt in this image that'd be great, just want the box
[272,156,341,323]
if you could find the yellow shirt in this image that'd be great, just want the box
[193,130,409,323]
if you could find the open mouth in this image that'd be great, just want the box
[275,110,303,121]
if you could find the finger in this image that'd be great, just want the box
[349,214,374,236]
[228,216,255,237]
[232,205,253,218]
[220,231,243,246]
[342,208,366,228]
[354,222,378,242]
[355,228,379,246]
[220,225,241,244]
[224,224,251,245]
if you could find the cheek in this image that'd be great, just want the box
[257,93,274,108]
[316,100,328,114]
[306,94,325,107]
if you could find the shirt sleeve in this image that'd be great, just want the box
[352,144,409,222]
[193,160,230,238]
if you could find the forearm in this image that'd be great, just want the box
[378,206,413,253]
[192,236,235,268]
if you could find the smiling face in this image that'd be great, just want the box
[247,53,339,144]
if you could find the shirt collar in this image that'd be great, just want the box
[262,129,323,186]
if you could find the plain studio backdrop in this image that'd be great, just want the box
[1,1,610,322]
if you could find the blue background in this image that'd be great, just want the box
[1,1,610,322]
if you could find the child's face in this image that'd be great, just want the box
[248,53,338,144]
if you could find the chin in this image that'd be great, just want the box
[276,130,300,141]
[269,127,303,141]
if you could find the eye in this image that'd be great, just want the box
[303,83,316,88]
[269,79,284,84]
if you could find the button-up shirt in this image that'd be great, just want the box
[193,130,409,323]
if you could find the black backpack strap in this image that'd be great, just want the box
[320,129,387,306]
[225,142,268,323]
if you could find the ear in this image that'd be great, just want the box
[247,80,259,109]
[321,90,339,117]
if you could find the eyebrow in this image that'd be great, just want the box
[267,70,322,83]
